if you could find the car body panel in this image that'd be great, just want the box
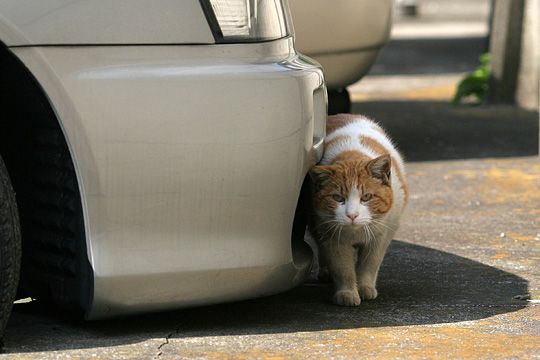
[12,37,325,318]
[289,0,393,88]
[0,0,214,46]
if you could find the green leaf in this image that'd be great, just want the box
[452,53,491,105]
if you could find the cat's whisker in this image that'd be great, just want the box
[356,217,371,223]
[366,226,372,243]
[371,219,397,231]
[366,224,376,244]
[368,223,382,235]
[363,225,378,259]
[328,224,341,254]
[337,225,343,248]
[330,223,340,241]
[319,222,339,239]
[362,225,370,243]
[315,219,339,229]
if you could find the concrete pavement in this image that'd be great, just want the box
[1,105,539,358]
[2,0,539,358]
[1,157,538,359]
[352,0,490,105]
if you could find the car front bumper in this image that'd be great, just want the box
[12,37,326,318]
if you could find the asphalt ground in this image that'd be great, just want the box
[1,100,538,359]
[1,112,539,358]
[5,78,540,360]
[3,0,540,358]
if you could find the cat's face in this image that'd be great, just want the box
[310,155,393,227]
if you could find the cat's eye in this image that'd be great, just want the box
[332,194,345,203]
[361,193,373,202]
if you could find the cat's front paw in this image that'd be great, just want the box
[358,285,378,300]
[333,290,361,306]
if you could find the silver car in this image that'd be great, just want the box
[0,0,390,340]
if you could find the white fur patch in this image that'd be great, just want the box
[323,117,406,176]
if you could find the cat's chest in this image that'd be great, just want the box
[334,226,385,246]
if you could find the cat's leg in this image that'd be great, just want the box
[317,251,331,282]
[308,225,331,282]
[318,267,330,282]
[320,241,360,306]
[355,235,392,300]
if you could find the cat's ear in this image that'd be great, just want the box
[367,155,391,185]
[309,165,335,188]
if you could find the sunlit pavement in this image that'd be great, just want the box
[2,145,539,359]
[2,83,540,359]
[351,0,490,105]
[2,85,540,358]
[2,1,539,358]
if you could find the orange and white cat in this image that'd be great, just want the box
[309,114,408,306]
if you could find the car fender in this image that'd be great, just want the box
[10,38,326,318]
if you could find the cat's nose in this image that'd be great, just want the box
[347,213,359,221]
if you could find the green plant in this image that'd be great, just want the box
[452,53,491,105]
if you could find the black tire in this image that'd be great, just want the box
[0,156,21,347]
[0,45,92,316]
[328,88,351,115]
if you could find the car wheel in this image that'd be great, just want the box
[328,88,351,115]
[0,156,21,347]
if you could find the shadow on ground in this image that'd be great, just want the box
[3,101,536,354]
[370,37,488,76]
[353,101,539,161]
[4,240,528,353]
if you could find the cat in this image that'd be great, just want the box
[308,114,408,306]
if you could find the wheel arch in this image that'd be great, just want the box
[0,43,93,316]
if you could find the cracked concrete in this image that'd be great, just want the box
[1,1,539,355]
[155,326,182,358]
[0,101,538,358]
[155,332,171,358]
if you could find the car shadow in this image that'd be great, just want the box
[4,240,528,353]
[353,101,539,161]
[369,37,489,76]
[4,100,536,354]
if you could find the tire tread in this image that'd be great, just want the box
[0,156,21,344]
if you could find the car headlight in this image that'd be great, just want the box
[200,0,292,43]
